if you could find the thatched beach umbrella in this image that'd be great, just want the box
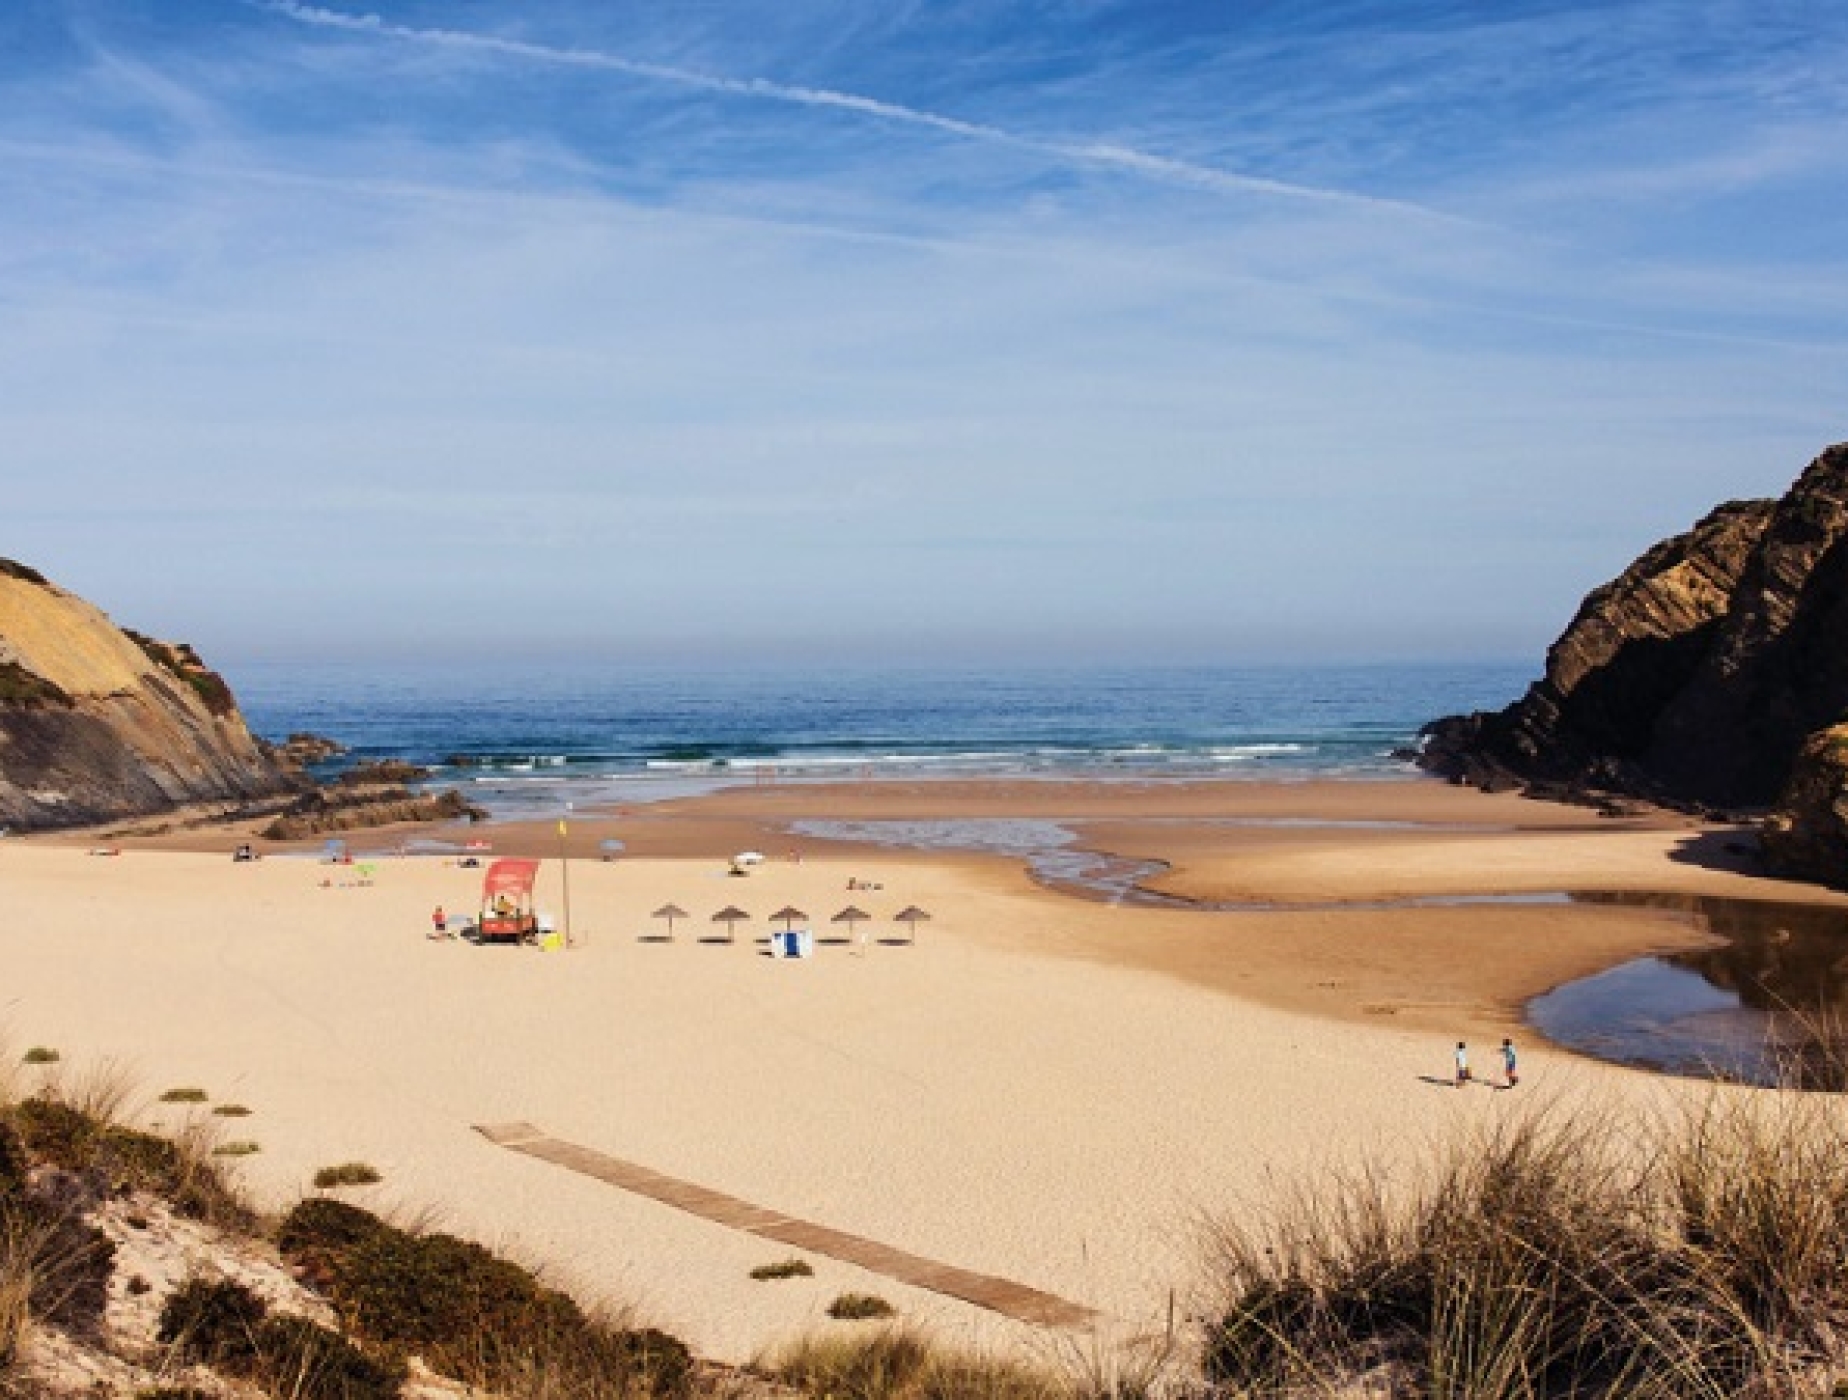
[711,906,751,943]
[831,905,870,947]
[769,905,809,932]
[651,903,688,940]
[893,905,932,944]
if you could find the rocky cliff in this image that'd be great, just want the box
[1419,443,1848,885]
[0,560,293,829]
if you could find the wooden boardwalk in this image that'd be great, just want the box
[475,1121,1098,1330]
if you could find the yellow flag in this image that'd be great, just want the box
[557,819,568,837]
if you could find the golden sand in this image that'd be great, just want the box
[8,777,1839,1362]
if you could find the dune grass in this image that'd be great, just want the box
[1202,1085,1848,1398]
[157,1088,208,1104]
[770,1325,1065,1399]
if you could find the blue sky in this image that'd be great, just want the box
[4,1,1845,667]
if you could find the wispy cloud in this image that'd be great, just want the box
[258,0,1459,223]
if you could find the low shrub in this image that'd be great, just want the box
[100,1124,253,1227]
[0,662,73,710]
[277,1199,394,1269]
[211,1104,251,1118]
[276,1198,693,1396]
[313,1162,382,1189]
[157,1276,266,1369]
[826,1292,896,1321]
[10,1096,102,1169]
[20,1048,59,1066]
[253,1311,406,1400]
[751,1258,815,1281]
[158,1088,208,1104]
[211,1140,260,1157]
[8,1095,250,1228]
[158,1277,405,1400]
[335,1227,585,1361]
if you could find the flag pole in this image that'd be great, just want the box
[559,805,574,948]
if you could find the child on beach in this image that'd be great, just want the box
[1501,1037,1519,1088]
[430,905,447,939]
[1454,1041,1470,1087]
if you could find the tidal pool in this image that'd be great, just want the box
[1530,894,1848,1087]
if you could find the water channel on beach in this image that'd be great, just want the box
[792,818,1848,1087]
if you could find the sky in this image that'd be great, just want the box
[4,0,1846,668]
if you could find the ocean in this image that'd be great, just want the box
[231,659,1532,819]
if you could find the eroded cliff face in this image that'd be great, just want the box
[1420,443,1848,881]
[1420,499,1776,800]
[0,561,292,829]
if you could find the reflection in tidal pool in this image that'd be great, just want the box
[1530,894,1848,1087]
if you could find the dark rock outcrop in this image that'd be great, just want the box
[257,785,484,841]
[0,562,294,830]
[1420,444,1848,878]
[264,731,348,770]
[1761,725,1848,887]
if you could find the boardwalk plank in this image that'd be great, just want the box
[475,1122,1099,1330]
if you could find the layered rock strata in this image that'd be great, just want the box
[0,562,293,830]
[1419,443,1848,886]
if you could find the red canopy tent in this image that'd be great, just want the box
[478,859,540,942]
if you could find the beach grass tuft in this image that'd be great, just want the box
[20,1049,58,1066]
[770,1325,1070,1398]
[749,1258,814,1281]
[313,1161,383,1190]
[210,1140,261,1158]
[157,1088,209,1104]
[210,1103,252,1117]
[1202,1084,1848,1398]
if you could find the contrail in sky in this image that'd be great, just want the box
[262,1,1456,222]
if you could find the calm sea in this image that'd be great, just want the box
[230,660,1531,818]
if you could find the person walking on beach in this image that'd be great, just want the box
[430,904,447,940]
[1501,1037,1519,1088]
[1454,1041,1471,1087]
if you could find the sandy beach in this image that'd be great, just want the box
[8,776,1845,1366]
